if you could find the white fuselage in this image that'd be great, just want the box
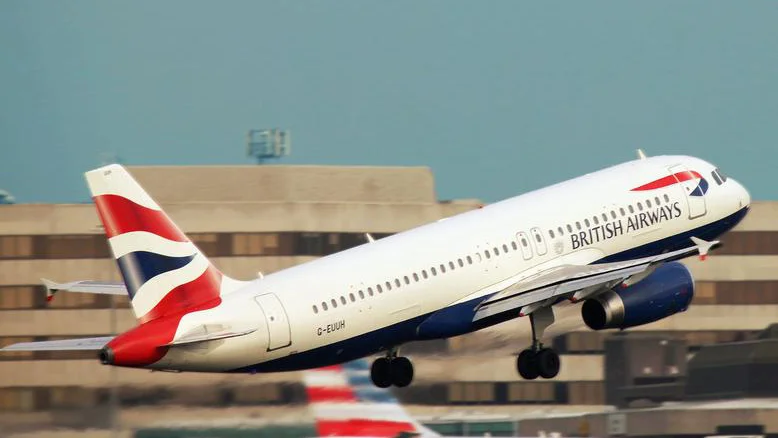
[154,155,750,372]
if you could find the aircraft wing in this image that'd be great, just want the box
[474,238,717,322]
[1,336,114,351]
[41,278,126,301]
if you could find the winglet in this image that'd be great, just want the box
[637,149,647,160]
[365,233,375,243]
[690,236,719,261]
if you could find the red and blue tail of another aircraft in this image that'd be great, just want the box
[303,359,440,437]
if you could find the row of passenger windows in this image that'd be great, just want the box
[312,239,527,314]
[547,193,673,239]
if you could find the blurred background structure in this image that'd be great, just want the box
[1,164,777,437]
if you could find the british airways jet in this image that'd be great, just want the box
[2,153,750,388]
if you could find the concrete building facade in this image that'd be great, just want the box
[0,164,776,435]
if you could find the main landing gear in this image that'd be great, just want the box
[517,306,560,380]
[370,350,414,388]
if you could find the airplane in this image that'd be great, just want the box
[2,152,750,389]
[302,358,559,438]
[302,359,441,437]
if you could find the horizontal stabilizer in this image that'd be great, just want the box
[1,336,114,352]
[42,278,127,301]
[165,325,257,346]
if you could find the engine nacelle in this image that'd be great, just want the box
[581,261,694,330]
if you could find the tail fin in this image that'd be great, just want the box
[303,359,438,437]
[85,164,244,323]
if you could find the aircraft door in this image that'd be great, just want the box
[668,164,707,219]
[530,227,548,256]
[516,232,534,260]
[254,293,292,351]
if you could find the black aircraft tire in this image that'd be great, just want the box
[517,349,539,380]
[536,348,561,379]
[370,357,392,388]
[390,356,414,388]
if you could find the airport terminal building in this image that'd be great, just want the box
[1,164,777,437]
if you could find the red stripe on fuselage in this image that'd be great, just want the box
[138,265,223,324]
[306,387,357,403]
[316,419,416,437]
[631,171,703,191]
[93,194,188,242]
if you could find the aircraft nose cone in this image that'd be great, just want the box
[735,179,751,209]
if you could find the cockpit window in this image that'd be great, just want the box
[711,168,727,185]
[711,170,723,185]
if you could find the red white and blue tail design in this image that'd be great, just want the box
[85,164,245,323]
[303,360,439,437]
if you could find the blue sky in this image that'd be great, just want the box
[1,1,777,203]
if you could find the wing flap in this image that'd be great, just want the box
[1,336,114,351]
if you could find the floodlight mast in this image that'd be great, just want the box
[247,128,291,164]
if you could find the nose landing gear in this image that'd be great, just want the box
[370,350,414,388]
[516,306,560,380]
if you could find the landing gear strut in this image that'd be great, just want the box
[516,306,560,380]
[370,349,414,388]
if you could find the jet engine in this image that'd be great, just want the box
[581,261,694,330]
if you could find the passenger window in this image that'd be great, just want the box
[350,293,356,302]
[340,296,347,305]
[431,267,437,276]
[385,281,391,291]
[584,219,590,227]
[464,257,471,265]
[313,305,318,314]
[549,230,555,238]
[395,279,401,287]
[566,224,573,233]
[322,301,328,311]
[637,202,643,211]
[493,247,499,256]
[576,222,581,230]
[377,284,383,293]
[485,250,491,259]
[421,270,427,279]
[450,261,456,269]
[628,205,634,214]
[557,226,564,235]
[358,290,365,299]
[404,276,410,285]
[664,194,670,202]
[646,199,651,208]
[611,211,617,219]
[413,273,419,282]
[655,196,661,205]
[331,299,338,308]
[440,264,446,273]
[368,287,374,296]
[511,241,518,250]
[593,216,599,225]
[620,207,626,216]
[521,237,528,247]
[601,213,608,222]
[502,244,509,252]
[458,259,464,267]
